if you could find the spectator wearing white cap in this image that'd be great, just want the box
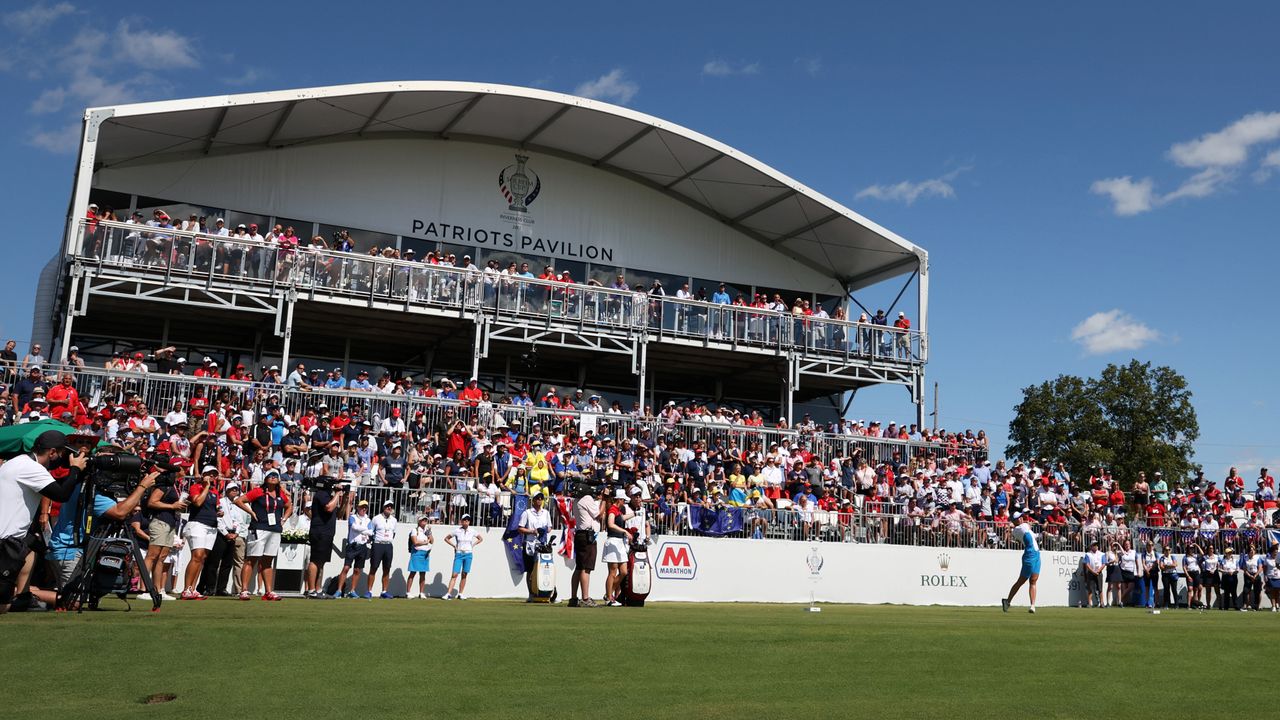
[201,481,248,595]
[602,490,633,606]
[336,497,373,598]
[234,469,292,601]
[369,500,398,599]
[444,514,484,600]
[179,465,222,600]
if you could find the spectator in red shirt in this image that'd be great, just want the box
[44,372,80,419]
[460,378,483,406]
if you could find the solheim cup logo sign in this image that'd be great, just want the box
[498,153,541,227]
[806,546,824,578]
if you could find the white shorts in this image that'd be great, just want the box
[246,529,281,558]
[184,521,218,551]
[602,536,629,564]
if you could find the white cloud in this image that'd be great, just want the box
[29,123,80,153]
[3,2,75,33]
[114,21,199,69]
[702,59,760,77]
[1168,111,1280,168]
[29,85,67,114]
[1089,176,1156,216]
[15,19,198,152]
[222,67,261,87]
[574,68,638,105]
[1071,309,1160,355]
[1093,111,1280,215]
[856,167,967,205]
[795,56,822,76]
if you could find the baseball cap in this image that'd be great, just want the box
[201,465,218,475]
[32,430,68,451]
[358,499,369,507]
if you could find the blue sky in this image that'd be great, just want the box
[1,1,1278,480]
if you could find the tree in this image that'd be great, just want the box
[1006,361,1199,487]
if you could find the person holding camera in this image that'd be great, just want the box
[234,469,292,601]
[303,478,346,599]
[0,432,90,612]
[142,465,187,602]
[569,485,605,608]
[34,455,161,605]
[178,465,221,600]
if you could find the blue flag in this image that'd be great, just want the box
[503,494,530,571]
[687,506,744,536]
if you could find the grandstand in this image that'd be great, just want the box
[35,81,930,428]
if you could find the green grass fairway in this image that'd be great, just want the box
[4,599,1274,719]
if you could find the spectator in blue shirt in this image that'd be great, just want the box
[348,370,373,391]
[325,368,347,389]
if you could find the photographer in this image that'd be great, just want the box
[234,469,292,601]
[304,477,346,599]
[1,431,89,613]
[35,452,162,605]
[568,484,605,608]
[143,460,186,602]
[178,466,221,600]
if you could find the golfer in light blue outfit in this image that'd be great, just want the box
[1002,512,1041,614]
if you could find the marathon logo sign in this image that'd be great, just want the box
[655,542,697,580]
[920,553,968,588]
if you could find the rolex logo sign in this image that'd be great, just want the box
[921,553,967,588]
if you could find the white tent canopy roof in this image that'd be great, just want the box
[86,81,925,290]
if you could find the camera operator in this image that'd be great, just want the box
[568,484,606,608]
[1,430,88,614]
[234,469,292,601]
[178,466,221,600]
[33,449,162,606]
[304,477,346,599]
[143,460,186,602]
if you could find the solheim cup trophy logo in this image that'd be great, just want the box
[805,546,823,613]
[499,154,541,213]
[807,546,824,577]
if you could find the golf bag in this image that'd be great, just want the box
[623,541,652,607]
[531,540,557,603]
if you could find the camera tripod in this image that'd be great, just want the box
[56,519,162,613]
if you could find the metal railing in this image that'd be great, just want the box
[265,483,1279,556]
[72,219,927,365]
[52,366,970,467]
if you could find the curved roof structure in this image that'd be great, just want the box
[80,81,925,291]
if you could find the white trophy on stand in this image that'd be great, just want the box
[805,545,824,613]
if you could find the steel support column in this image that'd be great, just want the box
[915,254,929,429]
[634,338,648,407]
[278,290,297,371]
[58,269,82,362]
[471,317,485,380]
[784,354,798,424]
